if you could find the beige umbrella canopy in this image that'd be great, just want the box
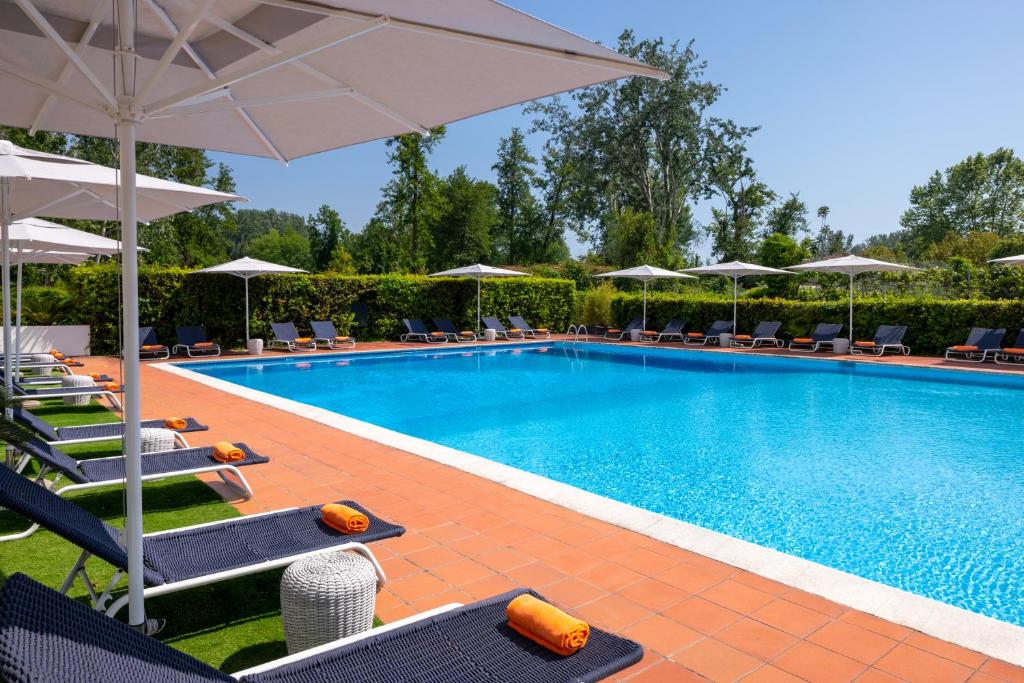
[0,0,666,628]
[428,264,529,332]
[683,261,792,333]
[595,265,696,329]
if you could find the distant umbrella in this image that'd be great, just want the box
[594,265,696,329]
[683,261,792,333]
[428,264,529,332]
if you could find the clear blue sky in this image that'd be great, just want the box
[210,0,1024,259]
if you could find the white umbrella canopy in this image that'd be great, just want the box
[428,263,528,332]
[195,256,307,341]
[988,254,1024,265]
[8,216,124,254]
[0,0,664,630]
[788,255,920,349]
[595,265,696,330]
[683,261,792,333]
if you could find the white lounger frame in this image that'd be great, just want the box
[850,343,910,356]
[58,508,387,620]
[400,331,448,343]
[314,335,357,349]
[139,346,171,360]
[172,343,221,358]
[639,331,684,343]
[731,336,784,348]
[46,426,191,448]
[269,338,317,352]
[945,347,999,363]
[9,389,122,410]
[231,603,462,678]
[789,339,836,353]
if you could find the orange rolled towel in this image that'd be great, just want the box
[734,334,752,340]
[294,337,312,343]
[212,441,244,463]
[606,329,620,334]
[335,336,351,341]
[62,359,75,365]
[642,330,658,336]
[89,373,101,380]
[321,503,369,534]
[951,345,978,351]
[104,383,120,391]
[793,337,812,343]
[51,351,65,360]
[141,344,164,351]
[509,328,522,333]
[535,328,549,333]
[854,341,876,347]
[163,417,187,430]
[1003,347,1024,354]
[430,331,446,337]
[686,332,703,338]
[459,331,474,336]
[193,342,214,348]
[506,594,589,656]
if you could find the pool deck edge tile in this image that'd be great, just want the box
[153,355,1024,668]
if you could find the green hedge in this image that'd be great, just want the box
[607,292,1024,355]
[66,265,576,354]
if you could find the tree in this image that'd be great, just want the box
[352,218,404,274]
[705,150,775,261]
[232,209,306,259]
[900,148,1024,256]
[492,128,539,263]
[756,233,811,297]
[247,228,313,270]
[765,193,809,237]
[429,166,496,270]
[373,127,447,272]
[307,204,349,272]
[604,208,662,267]
[816,205,830,230]
[528,31,757,262]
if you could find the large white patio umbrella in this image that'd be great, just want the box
[428,264,529,332]
[195,256,306,342]
[0,0,664,628]
[683,261,792,333]
[595,265,696,329]
[989,254,1024,266]
[787,255,919,349]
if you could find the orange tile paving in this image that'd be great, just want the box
[76,340,1024,682]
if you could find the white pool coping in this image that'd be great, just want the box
[156,355,1024,666]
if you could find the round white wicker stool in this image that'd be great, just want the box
[30,354,53,376]
[280,550,377,654]
[60,375,94,406]
[139,428,177,453]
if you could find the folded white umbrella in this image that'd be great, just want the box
[595,265,696,330]
[428,264,528,332]
[683,261,792,333]
[195,256,307,342]
[788,255,919,349]
[0,0,664,628]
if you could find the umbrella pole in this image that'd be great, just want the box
[477,278,481,333]
[848,272,854,353]
[14,260,21,377]
[733,276,738,333]
[642,281,648,329]
[244,276,250,343]
[1,179,11,435]
[116,0,146,631]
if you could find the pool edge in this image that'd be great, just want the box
[155,360,1024,667]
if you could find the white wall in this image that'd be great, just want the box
[0,325,91,356]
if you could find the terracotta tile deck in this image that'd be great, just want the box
[78,341,1024,682]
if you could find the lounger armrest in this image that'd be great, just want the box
[230,603,463,677]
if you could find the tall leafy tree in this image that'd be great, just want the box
[232,209,307,258]
[492,128,539,263]
[307,204,349,272]
[705,148,775,261]
[247,228,313,270]
[765,193,809,237]
[528,31,757,262]
[429,166,496,270]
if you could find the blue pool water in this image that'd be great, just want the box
[184,343,1024,625]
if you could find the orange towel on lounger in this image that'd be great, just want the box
[141,344,163,351]
[294,337,312,343]
[212,442,244,463]
[335,336,352,341]
[734,334,752,340]
[459,331,473,336]
[1003,347,1024,354]
[509,328,521,333]
[535,328,549,333]
[62,359,75,365]
[950,345,977,351]
[104,383,120,391]
[321,503,369,534]
[164,417,187,430]
[89,373,101,380]
[430,331,446,337]
[642,330,657,336]
[51,352,65,360]
[793,337,812,343]
[854,341,876,347]
[506,594,589,656]
[193,342,214,348]
[606,329,620,334]
[686,332,703,338]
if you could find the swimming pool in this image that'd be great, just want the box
[183,343,1024,626]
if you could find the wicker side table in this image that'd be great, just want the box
[139,428,177,453]
[280,550,377,654]
[60,375,94,406]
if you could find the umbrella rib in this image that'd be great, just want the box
[12,0,117,108]
[136,0,217,105]
[0,55,112,117]
[9,188,89,222]
[255,0,668,80]
[158,0,431,136]
[143,0,290,163]
[154,88,355,117]
[27,0,108,135]
[142,16,390,115]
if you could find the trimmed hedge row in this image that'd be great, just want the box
[66,265,576,354]
[608,292,1024,355]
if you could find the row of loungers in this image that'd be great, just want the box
[945,327,1024,364]
[401,316,551,343]
[1,362,642,681]
[140,321,357,358]
[271,321,356,352]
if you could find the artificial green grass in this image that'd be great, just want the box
[0,398,325,673]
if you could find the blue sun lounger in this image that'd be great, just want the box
[603,318,643,340]
[851,325,909,356]
[995,329,1024,365]
[173,326,221,357]
[433,318,477,342]
[139,326,170,360]
[731,321,783,348]
[310,320,356,349]
[789,323,843,352]
[945,327,1006,363]
[1,437,269,541]
[0,464,403,619]
[639,319,687,343]
[10,383,123,410]
[0,573,643,683]
[508,315,551,339]
[683,320,732,346]
[13,407,206,446]
[401,318,448,343]
[270,322,316,352]
[482,316,526,340]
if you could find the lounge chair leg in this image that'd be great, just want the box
[216,467,254,500]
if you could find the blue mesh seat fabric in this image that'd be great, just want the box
[57,416,208,441]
